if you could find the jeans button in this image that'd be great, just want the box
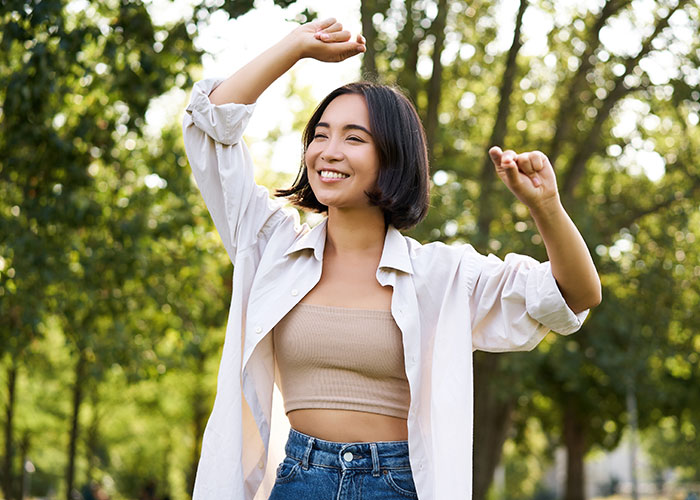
[343,451,353,462]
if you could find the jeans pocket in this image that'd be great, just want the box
[382,468,418,497]
[275,456,301,484]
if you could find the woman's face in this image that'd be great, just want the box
[305,93,380,211]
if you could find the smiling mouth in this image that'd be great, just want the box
[319,170,350,180]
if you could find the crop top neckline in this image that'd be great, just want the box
[294,302,393,315]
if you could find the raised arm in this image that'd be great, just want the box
[488,146,602,314]
[209,18,366,105]
[183,19,364,262]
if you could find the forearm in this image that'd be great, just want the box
[209,33,302,105]
[530,201,601,313]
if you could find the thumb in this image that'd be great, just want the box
[488,146,503,165]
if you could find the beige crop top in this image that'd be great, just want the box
[273,304,411,419]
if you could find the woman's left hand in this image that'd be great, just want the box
[488,146,560,212]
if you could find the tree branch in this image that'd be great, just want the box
[548,0,632,165]
[561,0,690,205]
[600,168,700,243]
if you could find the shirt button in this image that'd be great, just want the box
[343,451,353,462]
[291,289,299,296]
[255,326,262,334]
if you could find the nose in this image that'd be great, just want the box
[320,138,344,162]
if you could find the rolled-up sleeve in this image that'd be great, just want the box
[470,252,588,352]
[182,78,285,262]
[185,78,254,146]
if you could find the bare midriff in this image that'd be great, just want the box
[288,409,408,442]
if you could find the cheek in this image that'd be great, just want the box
[305,144,320,166]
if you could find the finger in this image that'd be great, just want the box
[501,161,522,187]
[516,153,534,175]
[502,149,517,167]
[520,152,543,187]
[315,17,336,31]
[323,22,343,33]
[317,30,352,43]
[356,33,366,44]
[314,21,343,39]
[531,151,545,172]
[332,41,366,59]
[488,146,503,165]
[315,40,366,62]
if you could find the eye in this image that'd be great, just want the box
[347,136,365,143]
[313,133,327,140]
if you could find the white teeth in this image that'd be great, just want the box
[320,170,349,179]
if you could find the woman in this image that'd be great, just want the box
[182,18,601,500]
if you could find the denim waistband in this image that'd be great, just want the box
[285,428,411,473]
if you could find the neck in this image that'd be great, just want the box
[325,206,386,256]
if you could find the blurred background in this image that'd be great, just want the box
[1,0,699,499]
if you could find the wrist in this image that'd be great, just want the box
[282,28,307,61]
[528,195,565,223]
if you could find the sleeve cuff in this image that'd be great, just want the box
[525,261,588,335]
[185,78,256,145]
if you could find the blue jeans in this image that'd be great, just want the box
[268,428,418,500]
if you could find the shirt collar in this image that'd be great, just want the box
[284,218,413,275]
[379,225,413,275]
[283,218,327,261]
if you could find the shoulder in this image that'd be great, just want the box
[406,235,481,264]
[405,236,485,288]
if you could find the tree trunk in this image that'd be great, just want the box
[475,0,528,249]
[17,433,29,500]
[472,352,515,500]
[2,361,17,500]
[85,389,100,485]
[397,1,421,104]
[471,4,528,498]
[66,353,87,500]
[423,0,449,157]
[563,404,588,500]
[360,0,378,80]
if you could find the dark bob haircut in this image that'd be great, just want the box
[275,82,430,230]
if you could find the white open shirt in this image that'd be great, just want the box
[182,78,588,500]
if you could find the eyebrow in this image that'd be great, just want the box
[316,122,373,137]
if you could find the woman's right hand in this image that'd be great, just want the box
[291,18,366,63]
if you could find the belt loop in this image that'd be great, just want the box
[302,437,315,470]
[370,443,380,477]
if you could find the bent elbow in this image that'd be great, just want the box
[572,285,602,314]
[590,280,603,309]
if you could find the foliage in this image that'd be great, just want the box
[355,0,700,496]
[2,0,700,498]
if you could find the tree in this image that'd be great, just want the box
[358,1,700,498]
[1,0,200,496]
